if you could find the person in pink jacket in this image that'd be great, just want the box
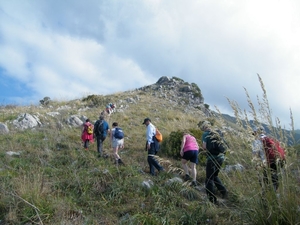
[81,119,94,150]
[180,132,199,187]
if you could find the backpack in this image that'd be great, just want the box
[86,123,93,134]
[205,131,227,155]
[95,120,104,137]
[155,128,163,142]
[262,136,286,164]
[114,127,124,139]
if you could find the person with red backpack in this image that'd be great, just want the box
[81,119,94,150]
[254,126,286,191]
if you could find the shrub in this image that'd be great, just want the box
[161,128,203,159]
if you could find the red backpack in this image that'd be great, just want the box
[262,136,286,164]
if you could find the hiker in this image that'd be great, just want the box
[110,122,124,165]
[252,126,267,166]
[201,121,228,204]
[110,103,116,113]
[106,104,112,115]
[93,115,110,157]
[81,119,94,150]
[143,118,164,175]
[180,132,199,187]
[255,126,285,191]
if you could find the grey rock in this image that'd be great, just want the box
[66,115,83,127]
[0,123,9,134]
[13,113,42,129]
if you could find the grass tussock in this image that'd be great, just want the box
[0,75,300,224]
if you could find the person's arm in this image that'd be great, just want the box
[180,135,186,156]
[110,128,113,145]
[202,133,207,151]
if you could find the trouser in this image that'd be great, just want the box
[262,162,279,191]
[147,155,164,176]
[83,140,90,149]
[205,157,227,203]
[96,136,106,156]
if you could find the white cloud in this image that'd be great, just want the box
[0,0,299,129]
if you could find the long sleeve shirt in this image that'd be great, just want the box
[252,139,266,163]
[146,122,156,145]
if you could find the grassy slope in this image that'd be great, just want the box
[0,89,299,224]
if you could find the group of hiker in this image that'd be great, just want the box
[81,112,286,205]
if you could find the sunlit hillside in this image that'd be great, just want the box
[0,76,299,225]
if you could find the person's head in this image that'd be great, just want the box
[199,121,211,131]
[99,115,105,120]
[252,126,265,135]
[112,122,118,127]
[142,118,151,126]
[86,119,90,122]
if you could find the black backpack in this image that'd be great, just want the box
[206,130,228,155]
[95,120,104,137]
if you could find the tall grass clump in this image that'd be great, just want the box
[222,74,300,225]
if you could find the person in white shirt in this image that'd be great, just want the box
[110,122,124,165]
[143,118,164,176]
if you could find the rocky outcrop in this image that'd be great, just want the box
[13,113,42,129]
[0,123,9,134]
[138,76,204,108]
[66,115,83,127]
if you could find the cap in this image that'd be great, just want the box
[142,118,151,124]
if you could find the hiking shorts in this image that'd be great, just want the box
[182,150,199,164]
[112,139,124,148]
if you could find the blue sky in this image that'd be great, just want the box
[0,0,299,129]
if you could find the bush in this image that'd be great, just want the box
[161,129,203,160]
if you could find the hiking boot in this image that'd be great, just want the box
[184,174,192,181]
[190,181,198,187]
[118,159,124,165]
[221,191,228,199]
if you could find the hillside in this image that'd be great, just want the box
[0,76,299,224]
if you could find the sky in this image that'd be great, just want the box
[0,0,299,129]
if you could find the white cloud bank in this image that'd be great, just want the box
[0,0,299,129]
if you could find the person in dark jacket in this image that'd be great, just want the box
[93,115,110,157]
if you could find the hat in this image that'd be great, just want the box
[200,121,211,131]
[142,118,151,124]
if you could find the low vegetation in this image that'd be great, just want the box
[0,75,299,224]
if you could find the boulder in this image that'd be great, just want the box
[66,115,83,127]
[0,123,9,134]
[13,113,42,129]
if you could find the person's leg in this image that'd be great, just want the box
[270,162,279,191]
[96,137,100,153]
[97,137,103,156]
[213,157,227,196]
[85,140,89,149]
[181,158,190,177]
[113,143,120,160]
[190,162,197,182]
[148,156,155,175]
[205,160,217,203]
